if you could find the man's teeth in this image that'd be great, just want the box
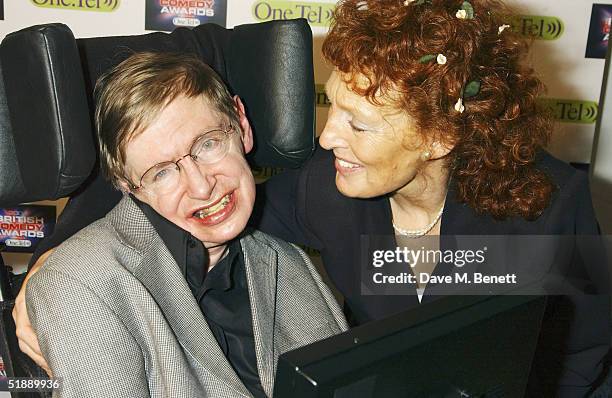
[194,194,231,218]
[337,159,360,169]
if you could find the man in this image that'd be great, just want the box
[25,52,347,397]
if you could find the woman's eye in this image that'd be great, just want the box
[349,122,367,132]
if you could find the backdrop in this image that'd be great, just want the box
[0,1,610,263]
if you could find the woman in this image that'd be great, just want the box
[16,0,610,395]
[255,3,610,395]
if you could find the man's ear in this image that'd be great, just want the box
[117,179,132,194]
[115,175,134,195]
[233,95,253,154]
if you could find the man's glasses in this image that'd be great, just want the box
[129,125,236,195]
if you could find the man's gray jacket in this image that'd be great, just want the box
[27,196,348,397]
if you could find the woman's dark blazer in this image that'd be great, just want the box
[254,145,610,397]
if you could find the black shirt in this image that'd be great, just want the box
[133,198,266,398]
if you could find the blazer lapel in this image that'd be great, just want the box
[240,233,278,397]
[106,196,251,397]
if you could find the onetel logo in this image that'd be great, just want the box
[315,84,330,107]
[509,15,564,40]
[538,98,598,124]
[251,166,285,181]
[252,1,334,27]
[31,0,119,11]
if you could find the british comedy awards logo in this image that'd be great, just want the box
[0,205,56,253]
[585,4,612,59]
[145,0,227,32]
[30,0,119,12]
[252,1,334,27]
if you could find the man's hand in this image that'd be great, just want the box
[12,249,54,376]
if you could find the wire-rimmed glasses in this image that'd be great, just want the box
[129,125,236,195]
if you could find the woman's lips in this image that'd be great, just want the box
[334,157,363,176]
[191,191,236,226]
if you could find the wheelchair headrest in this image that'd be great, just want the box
[0,20,315,204]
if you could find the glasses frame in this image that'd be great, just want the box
[128,124,236,193]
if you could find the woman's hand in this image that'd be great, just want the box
[12,249,54,376]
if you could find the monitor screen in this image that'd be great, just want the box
[274,295,546,398]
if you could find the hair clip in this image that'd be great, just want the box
[418,53,447,65]
[454,98,465,113]
[456,1,474,19]
[498,24,511,34]
[410,0,431,5]
[455,79,481,114]
[356,1,368,10]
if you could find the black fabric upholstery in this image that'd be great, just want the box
[0,19,315,204]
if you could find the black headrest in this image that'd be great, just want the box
[0,20,315,204]
[0,24,94,205]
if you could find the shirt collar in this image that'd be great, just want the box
[203,239,242,294]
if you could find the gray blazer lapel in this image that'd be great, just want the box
[107,196,251,397]
[241,234,278,397]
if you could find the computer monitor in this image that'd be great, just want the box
[274,295,546,398]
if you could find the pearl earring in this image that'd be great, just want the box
[421,150,432,161]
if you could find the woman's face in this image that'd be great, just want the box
[320,71,428,199]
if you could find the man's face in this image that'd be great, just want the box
[122,94,256,249]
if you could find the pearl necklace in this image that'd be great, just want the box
[392,204,445,238]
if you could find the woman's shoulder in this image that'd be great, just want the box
[533,150,597,233]
[445,150,595,234]
[536,150,588,191]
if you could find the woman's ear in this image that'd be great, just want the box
[429,139,455,160]
[233,95,253,154]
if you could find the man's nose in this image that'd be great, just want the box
[178,156,216,199]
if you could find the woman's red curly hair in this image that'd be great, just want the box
[322,0,554,220]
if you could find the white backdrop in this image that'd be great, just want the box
[0,1,609,267]
[1,1,609,163]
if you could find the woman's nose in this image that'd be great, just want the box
[319,107,349,151]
